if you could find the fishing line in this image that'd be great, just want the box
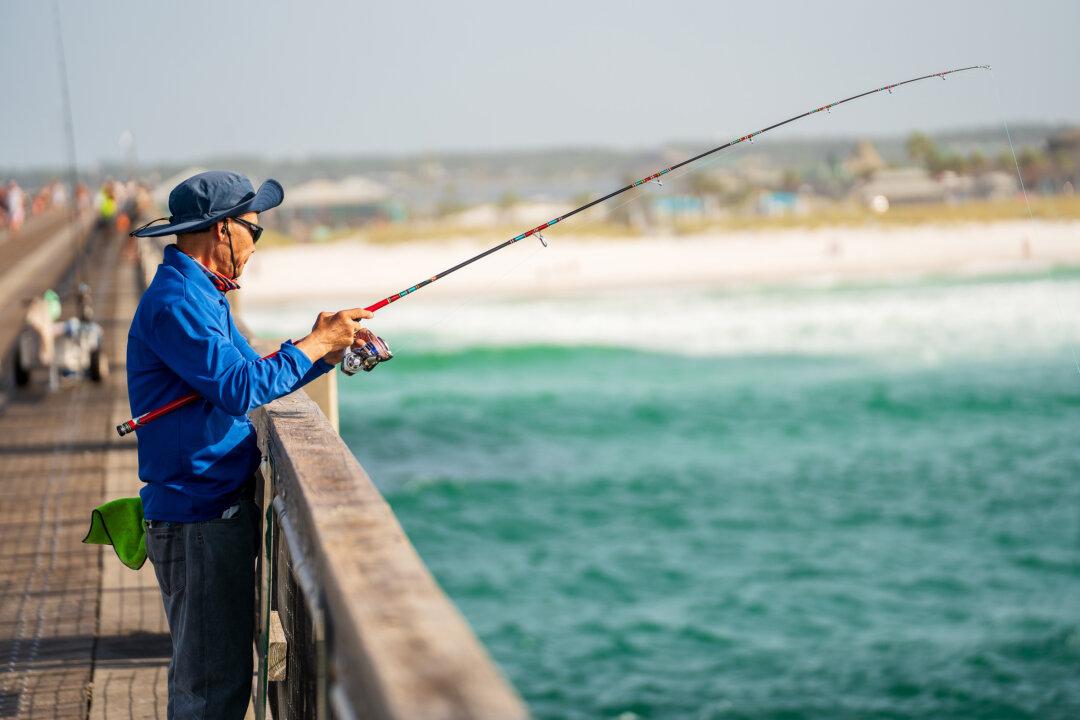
[988,71,1080,553]
[987,69,1080,378]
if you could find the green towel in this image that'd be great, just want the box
[83,497,147,570]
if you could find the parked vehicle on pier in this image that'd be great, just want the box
[14,285,108,387]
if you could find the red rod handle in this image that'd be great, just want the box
[116,393,200,437]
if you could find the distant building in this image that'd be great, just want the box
[854,167,947,206]
[445,200,574,228]
[736,156,785,189]
[853,166,1017,208]
[1046,128,1080,158]
[1046,128,1080,192]
[843,140,886,178]
[755,191,804,217]
[284,176,402,232]
[949,171,1018,201]
[652,195,706,221]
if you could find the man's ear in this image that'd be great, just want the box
[214,219,228,242]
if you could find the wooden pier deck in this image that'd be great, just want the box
[0,220,170,719]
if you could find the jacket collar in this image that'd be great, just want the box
[164,244,241,294]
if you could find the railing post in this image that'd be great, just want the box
[302,372,339,432]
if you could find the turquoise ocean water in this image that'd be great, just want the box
[251,270,1080,719]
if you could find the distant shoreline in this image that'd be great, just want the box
[241,219,1080,306]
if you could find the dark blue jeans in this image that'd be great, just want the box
[146,494,260,719]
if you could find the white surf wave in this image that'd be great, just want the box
[244,275,1080,364]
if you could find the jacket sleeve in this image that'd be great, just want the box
[149,298,316,416]
[292,357,336,389]
[229,312,336,391]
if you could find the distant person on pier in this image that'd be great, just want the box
[127,170,390,719]
[75,182,90,211]
[6,180,26,233]
[94,181,117,231]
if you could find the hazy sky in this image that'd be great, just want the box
[3,0,1078,170]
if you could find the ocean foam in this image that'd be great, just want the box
[244,275,1080,364]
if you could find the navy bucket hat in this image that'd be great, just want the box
[131,171,284,238]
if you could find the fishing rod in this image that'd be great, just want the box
[116,64,989,437]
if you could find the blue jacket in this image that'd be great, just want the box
[128,244,333,521]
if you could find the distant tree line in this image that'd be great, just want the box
[903,131,1062,185]
[906,132,1012,175]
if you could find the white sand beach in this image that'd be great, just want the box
[240,221,1080,306]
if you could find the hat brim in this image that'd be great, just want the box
[132,179,284,238]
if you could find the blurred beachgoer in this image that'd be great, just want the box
[75,182,90,211]
[115,209,131,236]
[122,183,151,261]
[51,181,68,209]
[94,182,117,231]
[31,183,53,216]
[134,183,152,221]
[116,181,140,237]
[6,181,26,233]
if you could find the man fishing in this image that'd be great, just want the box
[127,170,390,719]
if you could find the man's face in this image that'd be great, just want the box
[216,212,259,278]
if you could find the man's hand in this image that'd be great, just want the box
[293,308,373,364]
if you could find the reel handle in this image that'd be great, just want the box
[340,348,372,376]
[341,337,393,376]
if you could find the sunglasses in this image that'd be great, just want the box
[229,216,264,244]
